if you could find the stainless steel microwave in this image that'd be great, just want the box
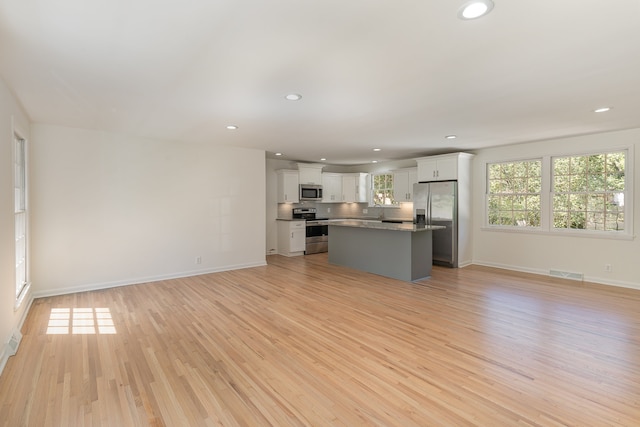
[299,184,323,201]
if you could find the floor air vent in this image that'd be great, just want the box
[549,270,584,281]
[7,329,22,357]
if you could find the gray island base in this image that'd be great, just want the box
[328,221,445,282]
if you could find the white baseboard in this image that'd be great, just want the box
[472,260,640,291]
[32,261,267,299]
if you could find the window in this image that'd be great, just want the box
[485,149,631,238]
[14,134,28,303]
[552,151,625,231]
[371,173,396,206]
[487,160,541,227]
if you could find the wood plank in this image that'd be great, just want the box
[1,254,639,426]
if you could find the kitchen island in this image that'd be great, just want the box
[328,220,445,282]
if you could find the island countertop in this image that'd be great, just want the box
[329,219,445,232]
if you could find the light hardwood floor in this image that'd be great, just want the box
[1,254,639,426]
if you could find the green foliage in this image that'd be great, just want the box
[372,173,396,206]
[552,151,625,231]
[487,160,542,227]
[488,151,626,232]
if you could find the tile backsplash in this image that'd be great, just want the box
[278,202,413,220]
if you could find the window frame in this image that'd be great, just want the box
[486,159,543,229]
[370,172,399,207]
[483,146,634,240]
[551,151,627,232]
[13,129,30,309]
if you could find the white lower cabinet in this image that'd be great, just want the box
[277,220,306,256]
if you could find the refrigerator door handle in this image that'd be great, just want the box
[427,187,431,225]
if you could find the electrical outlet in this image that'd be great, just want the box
[362,208,368,214]
[604,264,612,273]
[195,256,202,265]
[327,207,331,213]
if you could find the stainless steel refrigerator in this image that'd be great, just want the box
[413,181,458,267]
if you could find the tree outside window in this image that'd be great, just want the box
[552,151,625,231]
[372,173,396,206]
[487,160,541,227]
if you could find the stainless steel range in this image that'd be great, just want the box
[292,208,329,254]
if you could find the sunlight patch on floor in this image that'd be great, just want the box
[46,307,116,335]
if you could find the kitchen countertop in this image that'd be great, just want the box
[276,217,413,222]
[329,219,445,232]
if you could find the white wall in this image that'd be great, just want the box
[30,124,266,296]
[472,128,640,289]
[0,77,32,372]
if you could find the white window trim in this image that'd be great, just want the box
[482,146,634,240]
[369,172,401,208]
[13,118,30,310]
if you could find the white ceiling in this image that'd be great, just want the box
[1,0,639,165]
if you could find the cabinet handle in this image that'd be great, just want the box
[291,232,294,238]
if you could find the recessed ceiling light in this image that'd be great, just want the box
[372,160,378,163]
[275,152,283,156]
[226,125,238,130]
[458,0,494,20]
[373,148,382,152]
[445,135,457,139]
[594,107,611,113]
[320,158,326,161]
[285,93,302,101]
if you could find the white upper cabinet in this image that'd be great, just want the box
[416,153,471,182]
[342,173,369,203]
[322,172,368,203]
[276,170,299,203]
[297,163,324,185]
[322,173,343,202]
[392,168,417,202]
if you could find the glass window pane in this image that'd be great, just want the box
[486,159,541,228]
[569,174,586,192]
[555,157,570,175]
[569,194,587,210]
[554,212,568,228]
[528,176,541,193]
[569,212,586,229]
[605,213,624,231]
[552,150,627,232]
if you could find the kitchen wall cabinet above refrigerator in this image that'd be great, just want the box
[416,153,471,182]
